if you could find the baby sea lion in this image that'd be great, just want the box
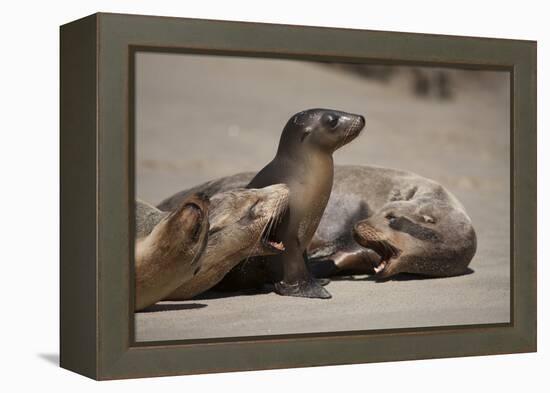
[166,165,476,286]
[158,184,289,300]
[307,165,477,279]
[245,109,365,299]
[349,186,475,279]
[134,194,209,311]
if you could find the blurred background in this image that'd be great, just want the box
[136,53,509,212]
[135,52,510,340]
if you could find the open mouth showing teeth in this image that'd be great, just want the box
[366,239,400,274]
[353,225,400,275]
[356,237,401,274]
[265,239,285,251]
[260,202,288,253]
[262,223,285,252]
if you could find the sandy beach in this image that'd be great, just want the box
[134,53,510,342]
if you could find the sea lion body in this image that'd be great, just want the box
[166,165,476,287]
[134,194,209,311]
[310,165,477,279]
[246,109,365,298]
[158,184,289,300]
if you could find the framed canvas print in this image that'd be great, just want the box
[60,13,537,380]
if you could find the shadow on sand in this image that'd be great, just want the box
[193,286,273,300]
[331,268,475,282]
[141,268,476,307]
[140,302,207,313]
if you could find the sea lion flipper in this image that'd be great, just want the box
[315,278,330,286]
[274,278,332,299]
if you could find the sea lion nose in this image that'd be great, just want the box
[359,115,365,124]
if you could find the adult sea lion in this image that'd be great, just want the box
[245,108,365,299]
[164,165,476,289]
[158,184,289,300]
[134,194,209,311]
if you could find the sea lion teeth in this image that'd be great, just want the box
[374,262,387,274]
[268,241,285,251]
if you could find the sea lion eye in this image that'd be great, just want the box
[248,199,260,218]
[326,114,339,128]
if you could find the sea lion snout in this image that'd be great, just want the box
[323,110,366,150]
[281,109,365,153]
[352,219,401,275]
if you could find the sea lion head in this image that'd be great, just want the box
[207,184,290,256]
[278,108,365,154]
[352,197,476,279]
[136,192,210,280]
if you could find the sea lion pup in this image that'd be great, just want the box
[159,184,289,300]
[347,184,476,279]
[306,166,477,279]
[164,165,476,284]
[135,194,209,311]
[245,108,365,299]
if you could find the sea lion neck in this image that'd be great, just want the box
[274,144,333,163]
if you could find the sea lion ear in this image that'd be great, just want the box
[300,127,312,142]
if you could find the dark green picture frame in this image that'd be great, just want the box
[60,12,536,380]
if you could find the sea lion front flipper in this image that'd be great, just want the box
[274,278,332,299]
[333,247,382,274]
[315,278,330,286]
[267,239,332,299]
[309,246,382,277]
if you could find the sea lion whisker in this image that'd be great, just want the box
[273,193,286,227]
[262,213,276,244]
[247,196,283,262]
[261,199,278,243]
[242,220,268,266]
[264,196,285,248]
[337,119,355,150]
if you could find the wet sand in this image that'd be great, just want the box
[134,53,510,342]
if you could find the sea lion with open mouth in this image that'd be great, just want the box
[134,193,209,311]
[308,166,477,279]
[167,165,476,287]
[158,184,290,300]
